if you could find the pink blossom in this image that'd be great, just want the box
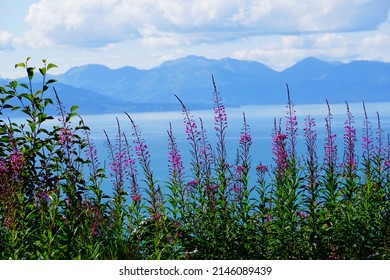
[343,103,357,171]
[272,132,288,174]
[239,132,252,145]
[298,211,308,219]
[3,217,12,231]
[324,103,338,167]
[256,164,268,174]
[132,193,141,202]
[205,184,218,194]
[235,165,245,173]
[9,149,23,178]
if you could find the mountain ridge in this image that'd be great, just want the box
[2,56,390,114]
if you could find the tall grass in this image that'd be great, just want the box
[1,59,389,259]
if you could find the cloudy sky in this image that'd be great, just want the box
[1,0,390,78]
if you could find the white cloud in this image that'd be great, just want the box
[0,31,12,49]
[232,34,356,70]
[363,34,390,47]
[20,0,390,48]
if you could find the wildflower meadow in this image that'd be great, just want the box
[1,59,390,260]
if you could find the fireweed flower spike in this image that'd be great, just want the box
[123,133,140,203]
[324,100,338,169]
[54,89,74,150]
[303,114,319,191]
[239,112,252,163]
[104,118,126,191]
[125,113,151,176]
[175,94,202,180]
[167,122,185,183]
[285,84,298,159]
[376,112,384,162]
[232,112,253,201]
[125,112,161,222]
[212,75,228,162]
[199,118,213,184]
[272,120,288,175]
[343,102,357,176]
[362,102,373,162]
[303,116,320,224]
[304,115,317,165]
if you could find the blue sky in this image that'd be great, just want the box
[1,0,390,78]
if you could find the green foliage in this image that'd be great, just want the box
[1,59,390,259]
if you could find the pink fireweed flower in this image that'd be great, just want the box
[59,127,73,147]
[343,103,357,172]
[175,95,202,178]
[34,188,50,207]
[231,185,243,201]
[298,211,308,219]
[212,75,228,163]
[324,101,338,167]
[256,163,268,182]
[3,216,12,231]
[256,164,268,175]
[132,193,141,202]
[55,90,74,149]
[304,115,317,160]
[303,115,319,189]
[205,184,218,194]
[324,132,337,165]
[185,179,200,192]
[239,132,252,145]
[7,149,24,179]
[212,75,228,134]
[168,123,185,180]
[83,127,101,178]
[126,113,152,179]
[235,165,246,173]
[272,132,288,174]
[123,136,140,203]
[238,112,252,171]
[0,159,7,174]
[186,179,199,187]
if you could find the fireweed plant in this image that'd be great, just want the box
[1,59,390,260]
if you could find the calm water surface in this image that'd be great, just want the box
[80,102,390,194]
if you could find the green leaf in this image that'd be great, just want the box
[27,67,35,81]
[44,98,53,106]
[15,62,26,69]
[20,93,34,102]
[20,83,29,90]
[46,79,57,85]
[47,63,58,70]
[39,67,47,76]
[2,104,13,109]
[70,105,79,113]
[10,80,18,89]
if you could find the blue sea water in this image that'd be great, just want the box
[81,102,390,195]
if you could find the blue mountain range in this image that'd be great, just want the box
[2,56,390,114]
